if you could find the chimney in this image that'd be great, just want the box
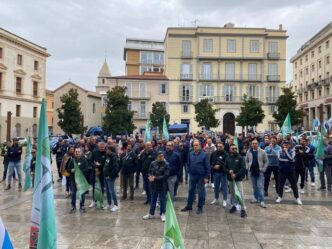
[224,22,235,28]
[279,24,283,30]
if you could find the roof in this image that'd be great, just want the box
[0,27,50,57]
[53,81,101,98]
[99,60,111,77]
[124,38,164,60]
[106,74,168,81]
[46,89,54,95]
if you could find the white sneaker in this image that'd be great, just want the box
[156,203,160,208]
[143,214,155,220]
[300,188,305,194]
[250,198,258,203]
[210,199,219,205]
[260,202,267,208]
[296,198,302,205]
[311,182,315,187]
[211,183,215,189]
[285,188,292,193]
[89,201,96,208]
[110,205,119,212]
[276,197,282,203]
[161,213,166,222]
[103,204,110,210]
[236,204,241,211]
[141,191,146,195]
[222,200,227,208]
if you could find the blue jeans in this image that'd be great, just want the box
[8,161,22,184]
[143,173,151,203]
[105,178,118,206]
[149,191,166,215]
[69,180,86,208]
[213,173,228,201]
[251,173,265,202]
[306,163,315,183]
[167,175,177,201]
[187,174,206,209]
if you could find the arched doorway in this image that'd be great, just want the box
[223,113,235,135]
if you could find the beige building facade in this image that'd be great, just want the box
[0,27,49,141]
[164,24,287,134]
[53,82,102,135]
[291,22,332,130]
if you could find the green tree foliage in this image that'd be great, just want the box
[150,102,170,132]
[235,95,265,129]
[102,86,136,135]
[273,87,305,127]
[57,88,83,135]
[194,99,220,130]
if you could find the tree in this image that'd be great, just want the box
[150,102,170,134]
[273,87,305,127]
[57,88,84,135]
[194,99,220,130]
[235,95,265,132]
[102,86,136,135]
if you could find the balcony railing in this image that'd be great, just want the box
[179,96,193,103]
[181,51,193,58]
[180,74,193,80]
[198,74,218,81]
[134,113,148,119]
[219,74,242,81]
[266,97,278,104]
[215,95,243,103]
[267,75,280,82]
[198,96,214,102]
[267,52,280,60]
[243,74,263,81]
[129,92,151,100]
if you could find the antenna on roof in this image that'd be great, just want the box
[192,19,200,27]
[104,49,107,62]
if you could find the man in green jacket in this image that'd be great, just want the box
[67,147,90,213]
[225,144,247,218]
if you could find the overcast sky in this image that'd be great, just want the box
[1,0,331,91]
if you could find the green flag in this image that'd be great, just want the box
[94,174,104,208]
[234,133,239,151]
[23,137,32,192]
[161,193,185,249]
[74,160,89,199]
[144,118,152,142]
[233,181,243,207]
[315,126,325,173]
[281,113,292,139]
[29,99,56,249]
[162,116,169,141]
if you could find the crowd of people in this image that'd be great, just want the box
[1,131,332,221]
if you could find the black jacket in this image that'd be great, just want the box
[120,151,137,175]
[210,150,228,174]
[67,156,90,182]
[139,150,157,174]
[7,144,22,162]
[148,160,170,192]
[103,153,119,179]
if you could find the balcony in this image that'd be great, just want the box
[267,52,280,60]
[219,74,242,81]
[267,75,280,82]
[243,74,263,82]
[266,97,278,104]
[198,96,214,102]
[179,96,193,103]
[180,74,193,80]
[198,74,218,81]
[181,51,193,58]
[128,92,151,100]
[215,95,243,103]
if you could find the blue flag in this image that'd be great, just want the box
[0,217,14,249]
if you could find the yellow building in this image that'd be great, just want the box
[290,22,332,130]
[46,89,54,134]
[164,23,287,134]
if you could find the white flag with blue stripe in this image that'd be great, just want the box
[0,217,14,249]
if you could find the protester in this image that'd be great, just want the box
[324,135,332,192]
[5,138,23,191]
[60,146,75,197]
[120,144,137,200]
[294,138,309,194]
[30,148,37,188]
[52,138,68,182]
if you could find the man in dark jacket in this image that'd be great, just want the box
[5,138,23,191]
[276,141,302,205]
[139,142,157,204]
[120,144,137,200]
[30,148,37,188]
[294,138,309,194]
[225,144,247,217]
[143,152,169,222]
[52,138,68,182]
[210,142,228,208]
[181,140,210,214]
[104,146,120,212]
[67,147,90,213]
[164,141,181,201]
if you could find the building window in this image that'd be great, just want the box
[268,41,278,53]
[0,47,3,59]
[318,89,322,97]
[182,40,192,57]
[247,85,259,98]
[311,64,315,72]
[160,83,168,94]
[33,107,37,118]
[92,103,95,113]
[16,77,22,94]
[202,63,212,80]
[225,63,235,80]
[311,91,315,99]
[319,60,322,69]
[227,39,236,53]
[34,60,39,70]
[250,40,259,53]
[326,40,330,49]
[16,105,21,117]
[17,54,23,65]
[139,82,146,97]
[128,101,132,111]
[161,101,167,110]
[305,67,309,75]
[203,39,213,52]
[269,105,277,114]
[300,59,302,65]
[140,101,146,117]
[248,63,257,80]
[326,87,330,96]
[182,105,189,113]
[294,74,297,80]
[33,81,38,97]
[180,63,192,79]
[15,123,21,137]
[268,63,278,80]
[125,82,132,97]
[305,55,308,61]
[318,46,322,54]
[327,56,330,65]
[300,70,303,77]
[52,101,54,108]
[224,85,235,101]
[102,78,105,84]
[200,84,212,97]
[0,72,2,90]
[311,51,314,58]
[295,62,297,69]
[180,85,192,102]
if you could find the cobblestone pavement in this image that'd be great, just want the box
[1,157,332,249]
